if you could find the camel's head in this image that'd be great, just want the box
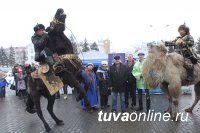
[148,44,167,56]
[142,43,167,89]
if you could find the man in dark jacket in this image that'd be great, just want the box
[109,55,128,112]
[31,23,55,84]
[125,54,136,109]
[31,24,53,64]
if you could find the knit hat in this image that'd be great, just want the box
[86,63,94,67]
[137,51,145,56]
[101,61,108,66]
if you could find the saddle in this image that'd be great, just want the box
[52,53,83,74]
[31,63,64,96]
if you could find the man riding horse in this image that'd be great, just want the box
[165,24,197,81]
[26,8,91,114]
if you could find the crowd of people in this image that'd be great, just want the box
[11,63,68,100]
[0,63,32,99]
[78,52,150,113]
[12,63,34,98]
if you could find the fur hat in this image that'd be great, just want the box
[33,24,45,32]
[178,24,190,35]
[114,55,120,60]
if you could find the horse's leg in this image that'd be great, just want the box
[32,93,51,132]
[46,93,64,125]
[60,70,90,107]
[185,82,200,112]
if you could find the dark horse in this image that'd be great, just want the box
[27,8,91,132]
[45,8,91,105]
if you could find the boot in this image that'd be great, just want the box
[46,56,54,66]
[45,56,57,85]
[186,64,194,81]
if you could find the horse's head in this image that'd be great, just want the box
[46,8,75,55]
[46,8,66,33]
[54,8,66,24]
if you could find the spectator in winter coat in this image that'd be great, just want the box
[96,61,111,109]
[109,55,128,112]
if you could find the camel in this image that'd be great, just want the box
[142,44,200,119]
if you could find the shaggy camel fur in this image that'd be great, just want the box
[142,44,200,119]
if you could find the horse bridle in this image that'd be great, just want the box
[53,18,65,25]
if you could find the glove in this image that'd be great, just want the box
[45,26,54,32]
[175,38,183,45]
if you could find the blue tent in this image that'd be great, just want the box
[79,50,108,67]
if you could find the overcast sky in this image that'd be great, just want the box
[0,0,200,51]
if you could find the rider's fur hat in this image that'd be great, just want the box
[33,24,45,32]
[178,24,190,35]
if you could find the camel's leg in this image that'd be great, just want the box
[46,94,64,125]
[32,95,51,132]
[164,95,172,115]
[160,82,172,114]
[185,82,200,112]
[167,81,181,121]
[172,97,180,121]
